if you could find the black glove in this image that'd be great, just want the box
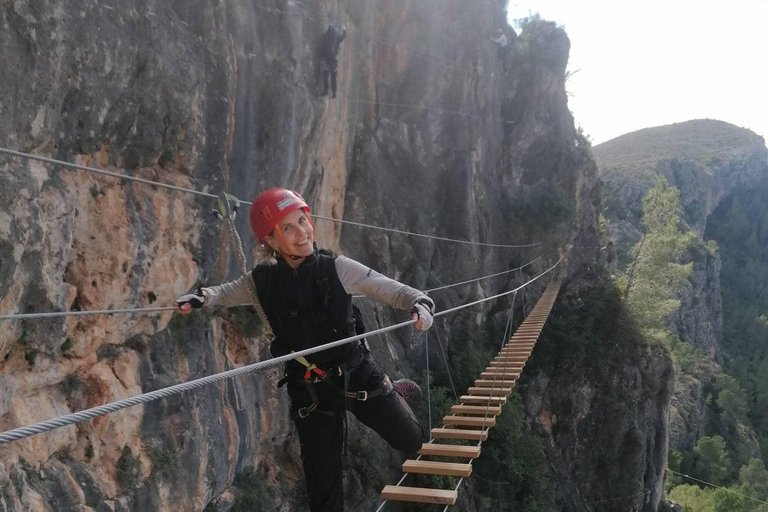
[176,287,206,309]
[411,296,435,331]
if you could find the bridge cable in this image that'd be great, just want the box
[666,468,768,506]
[375,280,521,511]
[0,254,545,321]
[0,255,562,446]
[0,148,539,249]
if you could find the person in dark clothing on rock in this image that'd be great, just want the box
[320,21,346,98]
[176,188,432,512]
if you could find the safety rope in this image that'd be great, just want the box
[434,326,458,401]
[0,148,218,199]
[0,256,544,322]
[373,272,553,511]
[519,268,528,316]
[353,254,543,299]
[349,97,514,126]
[424,255,542,294]
[311,212,539,248]
[442,284,559,511]
[215,193,274,335]
[425,330,433,437]
[477,290,517,446]
[270,0,491,79]
[0,306,175,321]
[0,256,562,446]
[666,468,768,506]
[0,148,538,249]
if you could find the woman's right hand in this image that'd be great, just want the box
[175,287,206,315]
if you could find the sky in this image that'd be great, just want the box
[507,0,768,145]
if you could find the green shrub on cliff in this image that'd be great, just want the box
[622,176,694,345]
[232,467,275,512]
[668,483,748,512]
[512,188,575,230]
[116,445,140,488]
[473,392,559,512]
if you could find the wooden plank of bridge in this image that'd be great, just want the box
[431,428,488,441]
[443,415,496,427]
[381,486,458,505]
[467,386,511,395]
[480,371,520,379]
[460,395,507,404]
[474,379,517,387]
[379,282,562,506]
[487,362,524,368]
[451,404,502,415]
[402,460,473,477]
[418,444,481,458]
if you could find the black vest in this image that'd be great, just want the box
[252,251,358,371]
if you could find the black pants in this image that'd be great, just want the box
[323,67,338,97]
[288,353,424,512]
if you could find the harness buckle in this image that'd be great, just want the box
[356,390,368,401]
[297,403,317,419]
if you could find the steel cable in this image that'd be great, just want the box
[0,256,562,446]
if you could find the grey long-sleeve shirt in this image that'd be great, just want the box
[203,256,425,311]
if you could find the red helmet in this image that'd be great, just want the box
[249,188,310,243]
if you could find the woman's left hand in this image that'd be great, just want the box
[411,297,435,331]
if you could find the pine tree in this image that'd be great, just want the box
[622,176,695,344]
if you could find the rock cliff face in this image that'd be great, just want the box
[0,1,669,511]
[524,266,674,512]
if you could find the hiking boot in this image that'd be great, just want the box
[393,379,422,402]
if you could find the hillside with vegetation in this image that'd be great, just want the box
[595,120,767,268]
[595,120,761,183]
[595,121,768,512]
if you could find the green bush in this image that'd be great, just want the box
[473,392,559,511]
[512,188,574,229]
[151,447,177,480]
[669,336,710,378]
[60,337,73,353]
[116,446,141,488]
[232,467,275,512]
[61,374,82,395]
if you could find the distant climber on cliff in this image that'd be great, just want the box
[175,188,434,512]
[320,21,346,98]
[491,28,510,72]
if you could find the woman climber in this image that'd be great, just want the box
[175,188,434,512]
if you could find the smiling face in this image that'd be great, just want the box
[265,208,314,261]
